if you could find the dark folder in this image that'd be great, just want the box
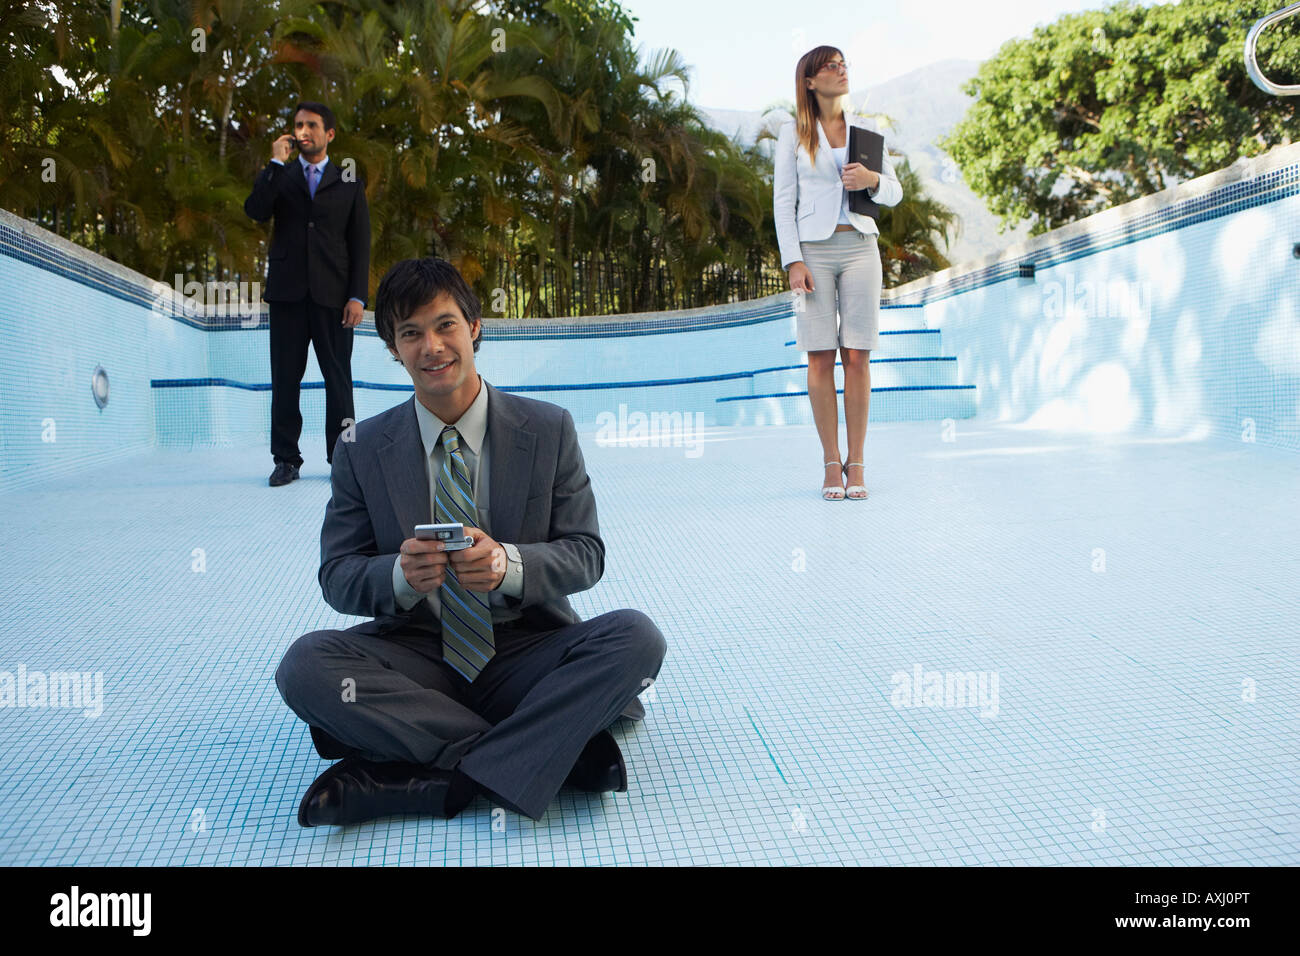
[848,125,885,221]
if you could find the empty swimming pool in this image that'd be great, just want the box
[0,143,1297,867]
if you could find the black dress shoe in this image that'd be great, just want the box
[297,757,459,827]
[269,462,300,486]
[563,730,627,793]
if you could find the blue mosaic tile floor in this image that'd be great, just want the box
[0,419,1296,865]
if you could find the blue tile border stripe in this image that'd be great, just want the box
[718,385,977,402]
[888,160,1300,306]
[742,706,789,785]
[5,156,1298,331]
[0,218,171,317]
[150,354,961,397]
[783,330,940,347]
[751,357,956,375]
[153,372,749,393]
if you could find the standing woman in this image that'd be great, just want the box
[773,46,903,500]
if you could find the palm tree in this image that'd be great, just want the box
[876,157,956,284]
[0,1,110,241]
[2,0,863,315]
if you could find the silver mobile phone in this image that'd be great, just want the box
[414,522,474,550]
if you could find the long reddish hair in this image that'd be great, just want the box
[794,45,850,170]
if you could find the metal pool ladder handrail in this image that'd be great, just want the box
[1245,2,1300,95]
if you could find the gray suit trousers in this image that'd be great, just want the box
[275,608,667,820]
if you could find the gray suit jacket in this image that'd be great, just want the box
[319,382,605,637]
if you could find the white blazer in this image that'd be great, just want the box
[773,113,903,269]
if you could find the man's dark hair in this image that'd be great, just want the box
[293,101,336,133]
[375,257,483,358]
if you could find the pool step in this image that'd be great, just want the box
[721,319,976,423]
[716,385,976,426]
[751,356,959,392]
[876,304,930,333]
[784,328,944,358]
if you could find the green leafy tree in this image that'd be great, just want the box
[877,157,955,284]
[0,0,836,313]
[942,0,1300,234]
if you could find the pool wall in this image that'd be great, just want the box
[2,142,1297,492]
[890,145,1300,452]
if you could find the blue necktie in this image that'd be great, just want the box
[307,164,318,198]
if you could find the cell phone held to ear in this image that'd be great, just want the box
[415,522,474,551]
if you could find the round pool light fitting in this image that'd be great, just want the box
[91,366,110,409]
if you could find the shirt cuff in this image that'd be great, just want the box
[392,554,424,611]
[496,542,524,597]
[347,297,365,307]
[270,158,284,166]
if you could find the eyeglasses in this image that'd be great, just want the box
[817,60,849,74]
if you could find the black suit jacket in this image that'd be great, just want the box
[244,158,371,309]
[319,383,606,637]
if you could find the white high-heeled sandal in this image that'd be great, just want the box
[822,460,845,500]
[843,462,868,499]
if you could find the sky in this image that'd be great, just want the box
[619,0,1147,111]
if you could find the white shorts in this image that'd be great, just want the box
[795,230,882,351]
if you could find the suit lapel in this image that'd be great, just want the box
[371,397,434,629]
[288,160,310,197]
[316,161,341,195]
[377,385,537,548]
[485,382,535,545]
[816,118,831,151]
[815,119,839,183]
[379,396,431,541]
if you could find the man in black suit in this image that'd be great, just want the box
[244,101,371,487]
[274,258,666,825]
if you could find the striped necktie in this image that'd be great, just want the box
[307,163,319,198]
[434,425,495,681]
